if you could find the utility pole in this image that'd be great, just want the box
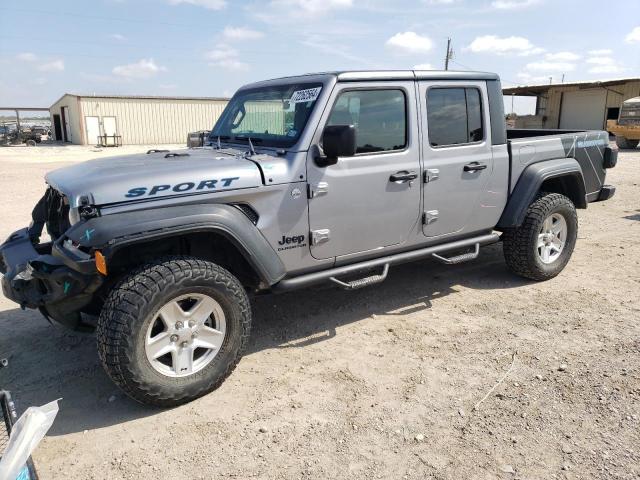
[444,38,453,70]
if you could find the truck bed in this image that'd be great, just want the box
[506,128,611,200]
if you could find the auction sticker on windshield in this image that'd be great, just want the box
[290,87,322,104]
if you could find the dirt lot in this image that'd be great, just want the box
[0,144,638,480]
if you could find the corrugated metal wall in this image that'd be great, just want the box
[49,95,82,143]
[78,97,228,145]
[241,101,286,135]
[537,81,640,128]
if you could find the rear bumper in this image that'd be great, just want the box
[596,184,616,202]
[0,228,102,329]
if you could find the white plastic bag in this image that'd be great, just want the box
[0,399,59,480]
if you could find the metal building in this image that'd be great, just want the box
[503,77,640,130]
[49,94,229,145]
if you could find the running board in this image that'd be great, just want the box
[431,244,479,265]
[272,232,499,292]
[330,264,389,290]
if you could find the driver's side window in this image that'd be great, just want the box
[327,89,407,154]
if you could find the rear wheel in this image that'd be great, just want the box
[615,136,639,149]
[502,193,578,281]
[96,257,251,407]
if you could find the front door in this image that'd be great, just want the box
[307,82,421,259]
[85,116,100,146]
[418,81,494,237]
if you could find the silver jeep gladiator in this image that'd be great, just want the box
[0,71,617,406]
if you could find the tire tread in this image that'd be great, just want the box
[96,256,251,407]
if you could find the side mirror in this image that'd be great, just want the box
[317,125,356,167]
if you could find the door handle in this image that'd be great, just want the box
[389,170,418,183]
[463,162,487,172]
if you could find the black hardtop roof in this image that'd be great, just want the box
[241,70,500,89]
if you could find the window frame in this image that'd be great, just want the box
[425,86,486,149]
[323,86,410,157]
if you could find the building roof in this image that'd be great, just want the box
[50,93,229,108]
[503,77,640,96]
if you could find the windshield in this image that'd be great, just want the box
[211,83,323,148]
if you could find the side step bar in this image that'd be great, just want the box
[272,232,499,292]
[330,264,389,290]
[432,244,479,265]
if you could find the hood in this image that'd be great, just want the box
[45,148,264,207]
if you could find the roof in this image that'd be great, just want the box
[50,93,229,108]
[503,77,640,96]
[241,70,499,90]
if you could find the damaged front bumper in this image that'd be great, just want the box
[0,228,103,330]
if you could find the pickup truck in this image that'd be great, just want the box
[0,70,617,407]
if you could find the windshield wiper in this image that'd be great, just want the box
[233,135,263,143]
[209,134,231,149]
[234,135,262,156]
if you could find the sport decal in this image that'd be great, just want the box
[125,177,240,198]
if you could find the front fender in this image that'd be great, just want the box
[497,158,586,228]
[64,203,286,286]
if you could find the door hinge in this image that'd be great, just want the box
[308,182,329,199]
[424,169,440,183]
[423,210,439,225]
[311,229,330,245]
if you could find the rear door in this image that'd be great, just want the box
[307,81,421,259]
[418,81,494,237]
[103,116,118,145]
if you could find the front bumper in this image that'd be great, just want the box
[0,228,103,329]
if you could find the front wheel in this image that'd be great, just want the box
[502,193,578,281]
[96,257,251,407]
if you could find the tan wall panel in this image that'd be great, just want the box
[536,81,640,129]
[78,98,228,145]
[49,95,82,143]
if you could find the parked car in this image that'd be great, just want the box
[0,70,617,407]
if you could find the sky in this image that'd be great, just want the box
[0,0,638,115]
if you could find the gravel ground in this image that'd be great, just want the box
[0,144,638,480]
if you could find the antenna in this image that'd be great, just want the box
[248,137,256,156]
[217,135,221,149]
[444,38,453,71]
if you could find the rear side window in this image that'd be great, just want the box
[327,89,406,153]
[427,88,484,147]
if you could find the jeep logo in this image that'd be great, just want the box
[278,235,305,246]
[125,177,239,198]
[277,234,306,252]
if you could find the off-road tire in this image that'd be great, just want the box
[615,136,639,150]
[502,192,578,281]
[25,139,36,147]
[96,257,251,407]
